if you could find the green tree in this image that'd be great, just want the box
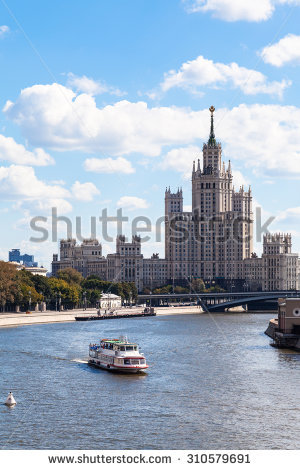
[48,278,81,308]
[57,267,83,286]
[191,278,205,292]
[0,261,17,310]
[174,285,189,294]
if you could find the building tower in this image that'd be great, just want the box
[191,106,253,286]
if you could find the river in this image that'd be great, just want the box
[0,312,299,449]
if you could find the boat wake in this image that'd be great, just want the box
[0,349,88,364]
[71,358,89,364]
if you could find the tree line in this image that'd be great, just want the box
[0,262,137,312]
[142,278,225,295]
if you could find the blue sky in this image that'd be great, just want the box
[0,0,300,268]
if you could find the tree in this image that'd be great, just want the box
[48,278,81,308]
[56,267,83,286]
[174,285,189,294]
[191,278,205,293]
[32,274,52,298]
[0,261,17,310]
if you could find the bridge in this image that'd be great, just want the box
[138,291,300,312]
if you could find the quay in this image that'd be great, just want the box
[0,305,203,328]
[265,298,300,350]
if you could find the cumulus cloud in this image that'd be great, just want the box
[71,181,100,201]
[183,1,300,22]
[67,73,125,96]
[160,55,290,97]
[84,156,135,174]
[260,34,300,67]
[0,165,72,216]
[160,105,300,178]
[16,198,73,215]
[0,134,54,166]
[183,0,274,21]
[4,84,300,178]
[3,83,207,156]
[159,145,202,179]
[0,25,9,37]
[217,104,300,176]
[117,196,149,211]
[0,165,69,200]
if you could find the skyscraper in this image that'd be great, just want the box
[165,106,253,288]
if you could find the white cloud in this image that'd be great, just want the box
[117,196,149,211]
[276,206,300,225]
[0,165,72,215]
[183,0,274,21]
[160,55,290,97]
[183,1,300,22]
[260,34,300,67]
[232,170,249,189]
[0,165,69,200]
[71,181,100,202]
[217,104,300,176]
[16,198,73,215]
[84,156,135,174]
[159,145,201,179]
[4,84,300,178]
[0,134,54,166]
[67,73,125,96]
[0,25,9,37]
[3,83,207,156]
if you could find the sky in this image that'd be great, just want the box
[0,0,300,269]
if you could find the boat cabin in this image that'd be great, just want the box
[100,339,139,352]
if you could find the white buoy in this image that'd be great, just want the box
[5,392,16,407]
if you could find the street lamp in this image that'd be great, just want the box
[39,292,43,312]
[58,291,61,311]
[83,291,87,310]
[28,290,31,311]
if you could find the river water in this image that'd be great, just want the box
[0,313,299,450]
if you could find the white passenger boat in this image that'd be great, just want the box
[88,336,148,373]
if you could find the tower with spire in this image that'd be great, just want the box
[166,106,253,288]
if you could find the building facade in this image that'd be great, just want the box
[51,107,299,292]
[164,105,253,289]
[244,234,299,291]
[52,238,107,279]
[9,249,38,267]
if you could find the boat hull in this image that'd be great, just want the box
[88,358,148,373]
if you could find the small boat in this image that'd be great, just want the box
[88,336,148,373]
[5,392,16,407]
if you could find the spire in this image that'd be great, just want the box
[197,159,200,171]
[228,159,232,175]
[193,160,195,173]
[208,105,217,146]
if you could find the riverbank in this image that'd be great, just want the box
[0,305,275,328]
[0,306,205,328]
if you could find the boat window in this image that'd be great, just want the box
[120,346,125,351]
[126,346,134,351]
[124,359,131,365]
[134,346,137,351]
